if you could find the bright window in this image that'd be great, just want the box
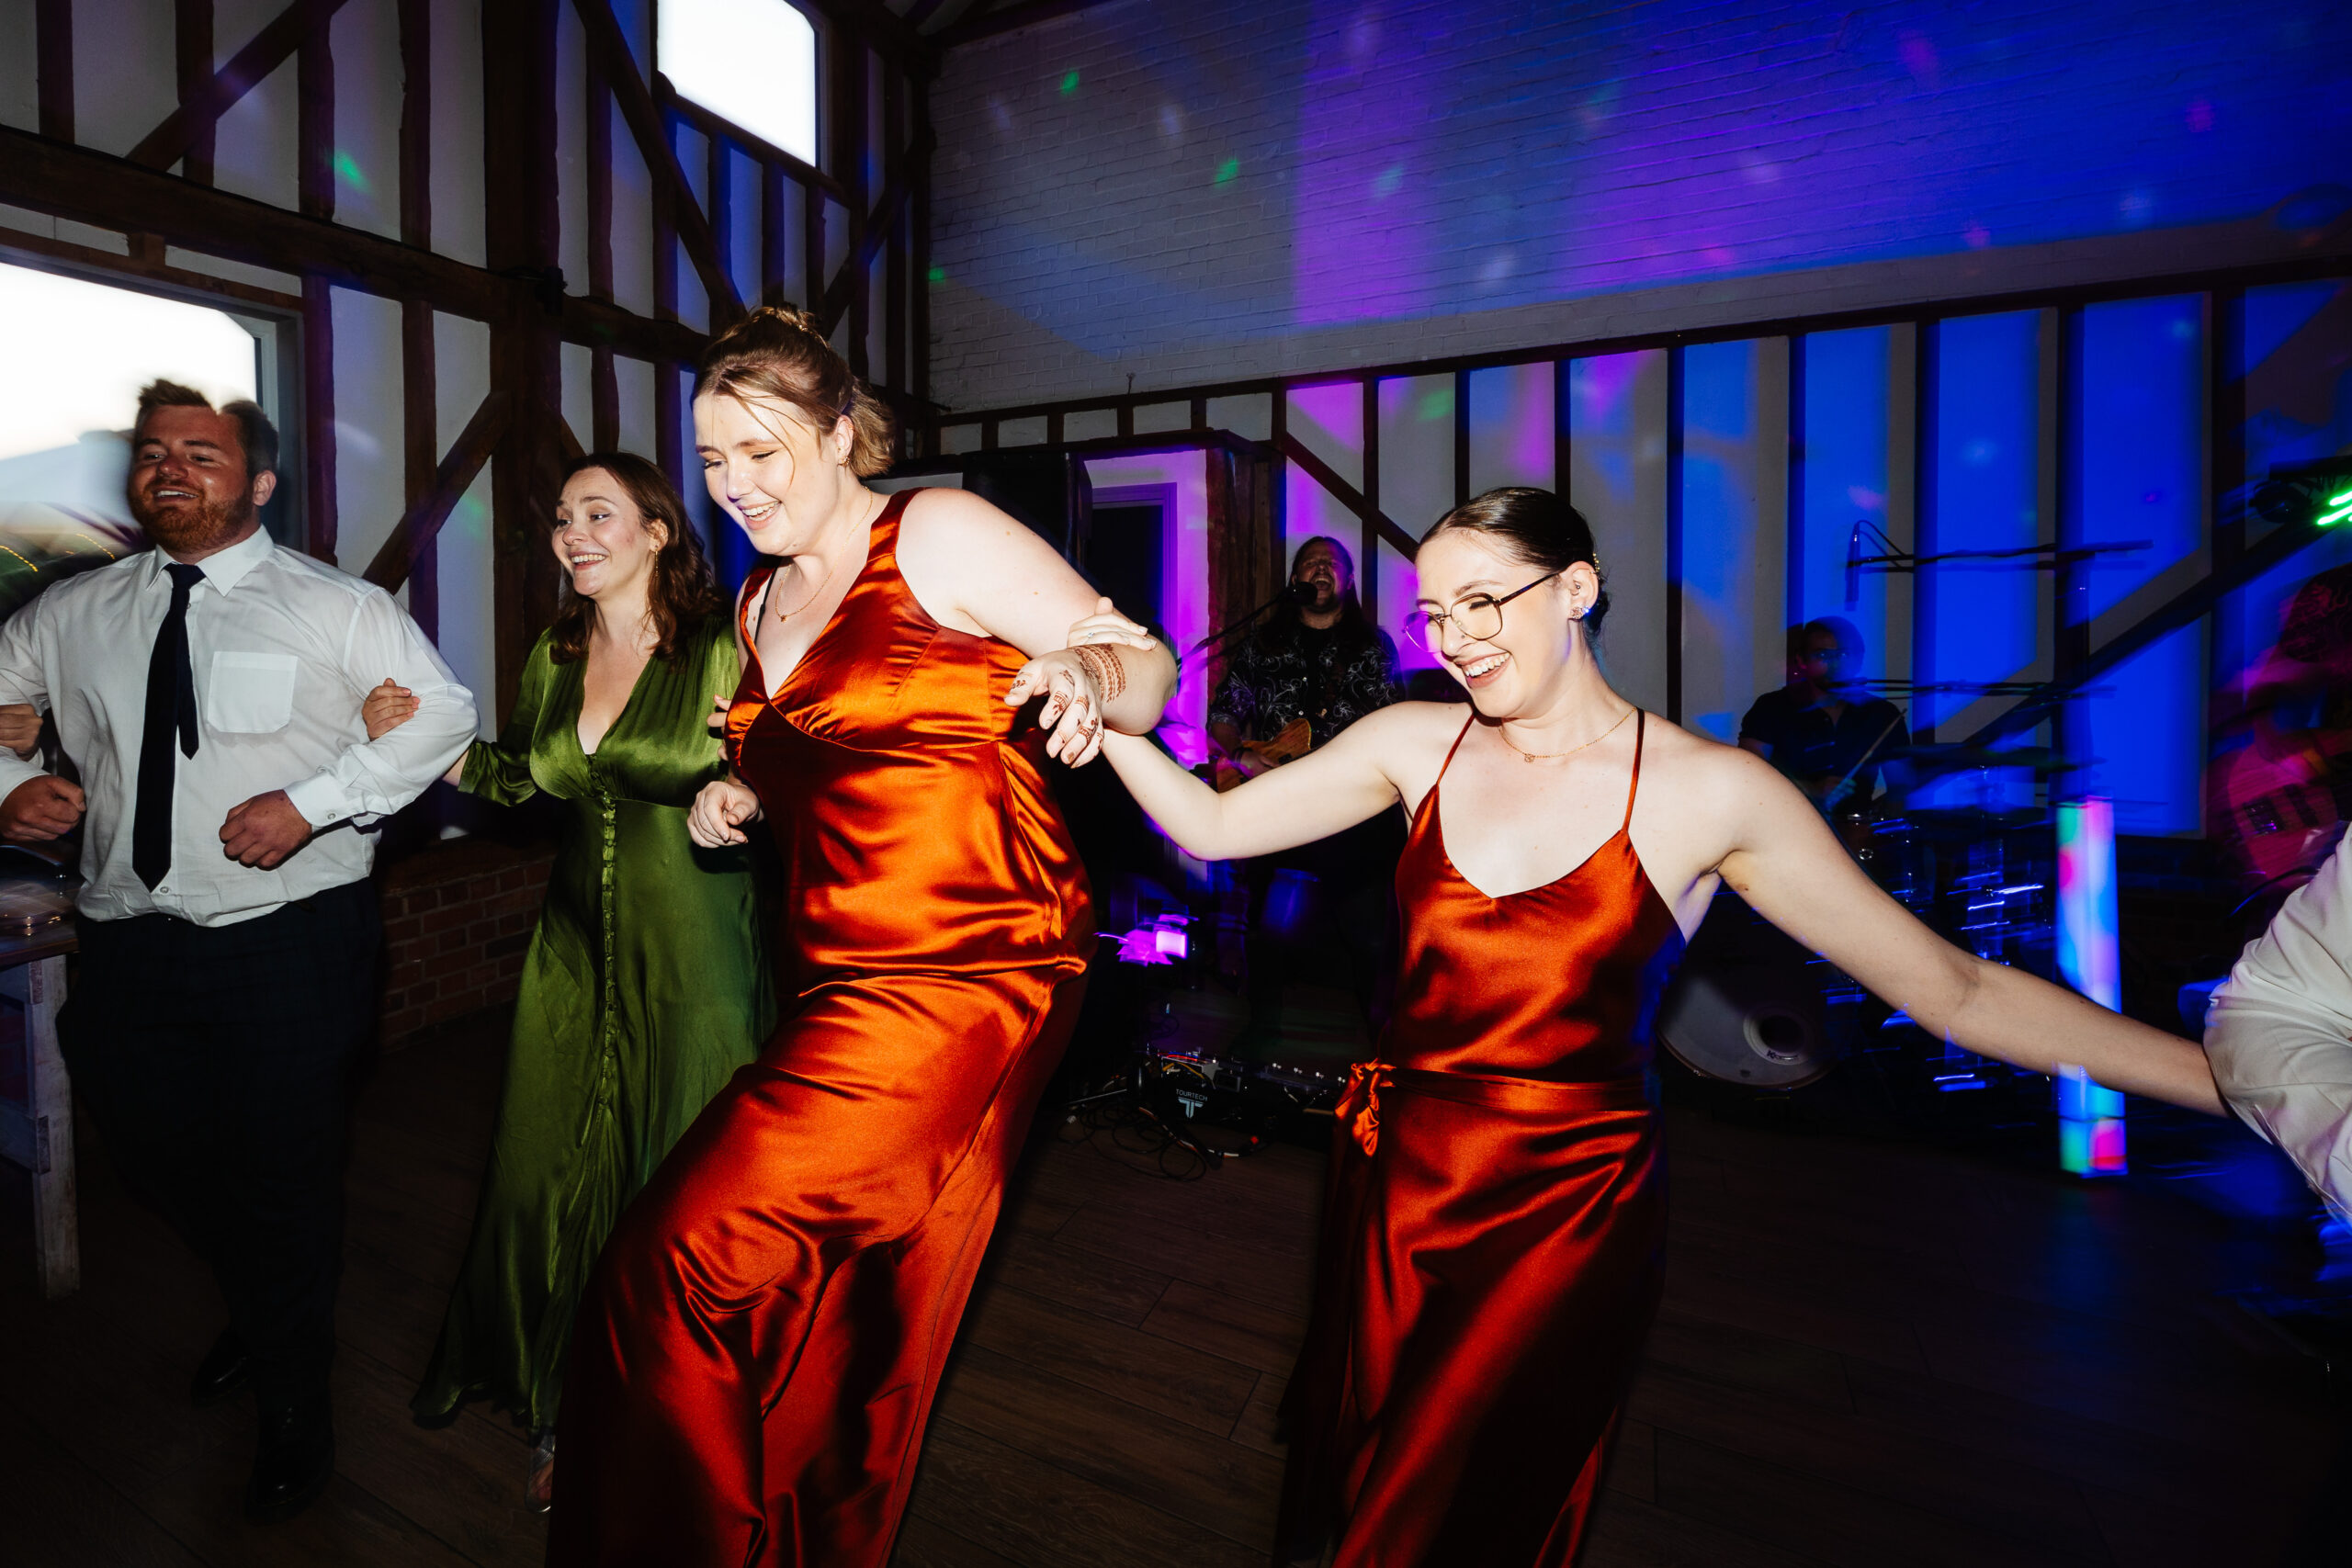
[0,261,260,581]
[659,0,820,167]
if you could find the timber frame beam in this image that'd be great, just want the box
[363,392,513,592]
[130,0,347,172]
[0,125,703,365]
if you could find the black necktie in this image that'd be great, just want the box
[133,562,205,891]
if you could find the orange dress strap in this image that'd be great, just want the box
[737,560,777,649]
[1622,709,1647,831]
[1436,711,1476,784]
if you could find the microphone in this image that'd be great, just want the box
[1283,581,1317,606]
[1844,521,1863,609]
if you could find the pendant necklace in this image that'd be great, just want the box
[1497,705,1633,763]
[772,495,880,624]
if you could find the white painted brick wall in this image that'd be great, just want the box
[929,0,2352,411]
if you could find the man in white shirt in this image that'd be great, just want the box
[2205,840,2352,1222]
[0,381,476,1523]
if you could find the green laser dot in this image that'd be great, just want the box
[1215,157,1239,185]
[927,266,945,284]
[1060,70,1079,95]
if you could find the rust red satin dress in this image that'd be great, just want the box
[548,490,1092,1568]
[1278,710,1685,1567]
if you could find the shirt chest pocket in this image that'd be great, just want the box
[205,650,301,734]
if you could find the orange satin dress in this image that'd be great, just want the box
[548,490,1092,1568]
[1278,711,1684,1567]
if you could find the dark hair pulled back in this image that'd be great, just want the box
[1425,487,1610,633]
[546,452,728,664]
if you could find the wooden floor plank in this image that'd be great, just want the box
[902,1419,1263,1568]
[889,1513,1030,1568]
[0,1454,205,1568]
[958,1280,1260,1437]
[1228,1370,1286,1459]
[1139,1275,1307,1374]
[1630,1363,2111,1560]
[1652,1428,2101,1568]
[933,1341,1282,1550]
[1580,1490,1828,1568]
[7,1019,2339,1568]
[1603,1417,1657,1504]
[974,1227,1172,1328]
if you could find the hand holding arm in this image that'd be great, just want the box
[0,703,40,760]
[688,776,763,848]
[280,591,477,829]
[220,790,313,868]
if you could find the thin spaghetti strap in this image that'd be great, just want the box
[1622,710,1647,830]
[739,563,776,649]
[1435,713,1477,786]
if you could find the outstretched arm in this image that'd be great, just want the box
[1100,703,1416,863]
[1710,748,2222,1113]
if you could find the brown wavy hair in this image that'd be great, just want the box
[546,452,728,664]
[694,305,897,477]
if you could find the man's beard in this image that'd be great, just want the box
[132,489,255,555]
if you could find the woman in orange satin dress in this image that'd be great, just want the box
[546,307,1174,1568]
[1095,488,2224,1566]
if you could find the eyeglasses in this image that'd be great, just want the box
[1403,573,1557,654]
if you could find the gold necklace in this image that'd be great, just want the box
[1497,705,1634,763]
[773,495,881,622]
[771,555,842,623]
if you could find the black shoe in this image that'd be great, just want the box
[244,1393,334,1525]
[189,1329,254,1408]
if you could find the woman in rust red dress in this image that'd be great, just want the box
[545,307,1175,1567]
[1095,488,2224,1566]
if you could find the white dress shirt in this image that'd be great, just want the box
[0,527,478,926]
[2206,838,2352,1220]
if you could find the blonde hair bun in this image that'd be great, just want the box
[696,307,898,477]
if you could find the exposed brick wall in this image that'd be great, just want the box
[929,0,2352,409]
[376,836,553,1048]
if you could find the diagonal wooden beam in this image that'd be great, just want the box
[817,130,934,335]
[130,0,347,171]
[364,391,512,591]
[1279,434,1419,560]
[571,0,743,325]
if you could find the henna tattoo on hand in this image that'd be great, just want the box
[1072,643,1126,702]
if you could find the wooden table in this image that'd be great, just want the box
[0,921,76,1298]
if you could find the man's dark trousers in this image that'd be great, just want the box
[58,878,380,1405]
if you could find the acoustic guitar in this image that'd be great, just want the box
[1212,716,1314,792]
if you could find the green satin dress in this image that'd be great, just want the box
[412,613,772,1433]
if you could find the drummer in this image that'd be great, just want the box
[1739,617,1910,814]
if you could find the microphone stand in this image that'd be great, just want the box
[1184,584,1310,665]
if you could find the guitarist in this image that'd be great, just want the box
[1206,537,1403,1058]
[1208,536,1402,782]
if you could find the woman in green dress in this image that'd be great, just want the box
[369,452,771,1506]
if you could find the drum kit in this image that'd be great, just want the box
[1657,740,2072,1102]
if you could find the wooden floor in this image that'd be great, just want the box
[4,1010,2346,1567]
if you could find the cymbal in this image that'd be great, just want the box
[1889,744,2080,774]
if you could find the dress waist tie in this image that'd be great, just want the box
[1336,1061,1657,1157]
